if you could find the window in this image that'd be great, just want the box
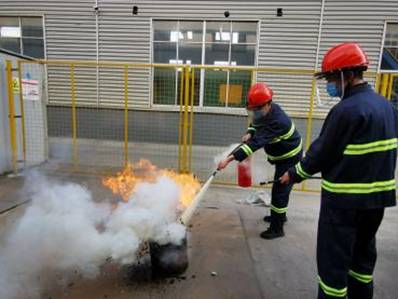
[0,16,45,58]
[381,23,398,70]
[381,23,398,106]
[152,20,257,108]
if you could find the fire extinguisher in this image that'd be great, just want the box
[237,156,252,187]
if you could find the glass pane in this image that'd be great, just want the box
[203,70,228,107]
[381,48,398,70]
[228,71,252,107]
[22,38,44,58]
[0,16,19,27]
[0,38,20,53]
[232,22,257,44]
[205,43,229,65]
[0,17,20,38]
[231,44,256,66]
[179,21,203,42]
[21,17,43,37]
[179,42,202,64]
[153,68,177,105]
[153,20,178,41]
[385,23,398,47]
[153,42,177,63]
[205,21,231,43]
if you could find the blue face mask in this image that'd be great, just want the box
[253,110,264,122]
[326,82,342,97]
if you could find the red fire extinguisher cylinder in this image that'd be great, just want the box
[237,156,252,187]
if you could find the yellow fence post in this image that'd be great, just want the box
[302,77,317,191]
[17,60,26,167]
[380,73,390,97]
[391,74,398,102]
[247,69,256,127]
[188,67,195,172]
[70,63,78,169]
[178,66,185,172]
[124,65,129,167]
[6,60,18,174]
[181,66,191,173]
[375,72,381,93]
[387,74,394,100]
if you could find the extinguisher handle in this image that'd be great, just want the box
[259,176,322,185]
[259,179,280,185]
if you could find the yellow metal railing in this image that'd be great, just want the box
[16,60,27,167]
[376,72,398,100]
[6,59,398,192]
[15,59,194,174]
[6,60,18,174]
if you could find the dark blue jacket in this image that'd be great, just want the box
[289,83,398,209]
[233,102,302,165]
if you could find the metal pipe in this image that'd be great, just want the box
[188,68,195,171]
[314,0,326,70]
[95,0,100,106]
[70,63,78,169]
[124,65,129,166]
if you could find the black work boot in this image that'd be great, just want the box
[263,214,287,223]
[260,226,285,239]
[260,215,285,240]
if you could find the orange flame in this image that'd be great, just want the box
[102,159,201,208]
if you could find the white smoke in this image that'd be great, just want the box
[0,172,186,299]
[213,143,240,166]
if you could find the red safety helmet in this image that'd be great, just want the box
[247,83,273,109]
[315,43,369,79]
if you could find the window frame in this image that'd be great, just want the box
[0,14,46,59]
[150,19,259,112]
[379,20,398,72]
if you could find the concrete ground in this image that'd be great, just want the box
[0,172,397,299]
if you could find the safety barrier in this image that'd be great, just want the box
[5,59,398,192]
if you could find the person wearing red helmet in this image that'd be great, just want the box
[218,82,302,239]
[280,43,398,299]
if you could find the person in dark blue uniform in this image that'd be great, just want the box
[218,82,302,239]
[280,43,398,299]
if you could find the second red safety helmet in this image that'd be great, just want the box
[247,82,273,109]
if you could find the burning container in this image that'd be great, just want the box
[102,160,205,278]
[149,235,188,278]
